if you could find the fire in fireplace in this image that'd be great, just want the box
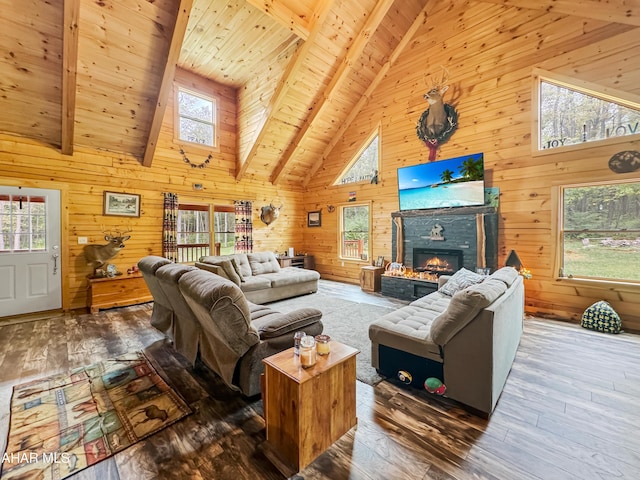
[413,248,463,276]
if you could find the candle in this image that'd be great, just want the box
[315,334,331,355]
[299,335,316,368]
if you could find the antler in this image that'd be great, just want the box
[424,65,450,91]
[113,225,133,235]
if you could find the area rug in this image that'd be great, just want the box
[0,352,191,480]
[271,293,397,386]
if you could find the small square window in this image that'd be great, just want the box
[176,87,217,148]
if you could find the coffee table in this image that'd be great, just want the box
[261,340,359,476]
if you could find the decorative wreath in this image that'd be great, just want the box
[416,104,459,161]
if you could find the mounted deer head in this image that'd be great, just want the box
[260,203,283,225]
[422,66,450,137]
[84,226,132,267]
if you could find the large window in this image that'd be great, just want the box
[339,203,370,261]
[535,71,640,152]
[559,181,640,282]
[176,87,217,147]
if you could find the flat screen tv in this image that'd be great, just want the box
[397,153,485,211]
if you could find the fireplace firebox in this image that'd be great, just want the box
[413,248,463,276]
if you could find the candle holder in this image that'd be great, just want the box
[293,331,306,356]
[299,335,317,368]
[315,334,331,355]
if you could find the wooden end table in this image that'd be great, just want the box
[262,341,359,476]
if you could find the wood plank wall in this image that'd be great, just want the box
[0,67,303,311]
[303,0,640,331]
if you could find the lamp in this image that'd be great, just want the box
[505,250,523,270]
[505,250,532,279]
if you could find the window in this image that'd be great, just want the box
[214,206,235,255]
[535,71,640,152]
[339,203,370,261]
[176,87,217,147]
[0,195,46,252]
[177,204,210,263]
[559,181,640,283]
[334,128,380,185]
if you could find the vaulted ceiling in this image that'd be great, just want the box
[1,0,638,188]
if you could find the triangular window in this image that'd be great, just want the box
[334,129,380,185]
[537,73,640,151]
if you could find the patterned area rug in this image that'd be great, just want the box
[0,352,191,480]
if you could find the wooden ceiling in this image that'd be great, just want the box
[1,0,638,188]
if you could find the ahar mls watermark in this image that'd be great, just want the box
[2,452,74,465]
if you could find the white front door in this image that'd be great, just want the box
[0,187,62,317]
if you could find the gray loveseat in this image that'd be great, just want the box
[368,267,524,416]
[197,251,320,304]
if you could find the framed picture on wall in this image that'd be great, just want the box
[103,191,141,217]
[307,210,321,227]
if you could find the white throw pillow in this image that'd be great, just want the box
[438,267,485,297]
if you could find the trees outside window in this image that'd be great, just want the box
[538,76,640,151]
[176,87,217,147]
[560,181,640,282]
[214,206,235,255]
[0,195,46,252]
[335,129,380,185]
[339,204,370,261]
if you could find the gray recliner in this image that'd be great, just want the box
[137,256,173,337]
[178,269,324,396]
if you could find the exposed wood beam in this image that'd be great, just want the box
[61,0,80,156]
[142,0,194,167]
[245,0,310,40]
[270,0,396,184]
[303,2,430,187]
[477,0,640,27]
[236,0,335,181]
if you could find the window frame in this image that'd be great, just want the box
[174,85,219,151]
[532,68,640,158]
[337,201,372,263]
[553,179,640,289]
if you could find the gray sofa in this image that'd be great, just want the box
[138,256,323,397]
[197,251,320,304]
[368,267,524,416]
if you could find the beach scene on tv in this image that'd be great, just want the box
[398,153,485,211]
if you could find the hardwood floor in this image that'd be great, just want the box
[1,280,640,479]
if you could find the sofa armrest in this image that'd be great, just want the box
[252,308,323,339]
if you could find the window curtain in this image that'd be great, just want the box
[163,193,179,261]
[234,200,253,254]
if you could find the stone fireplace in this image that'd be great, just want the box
[391,205,498,273]
[382,206,498,300]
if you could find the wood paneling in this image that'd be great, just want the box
[304,0,640,331]
[0,69,304,312]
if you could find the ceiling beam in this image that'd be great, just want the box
[236,0,335,181]
[142,0,194,167]
[245,0,311,40]
[270,0,396,184]
[61,0,80,156]
[303,2,430,187]
[477,0,640,27]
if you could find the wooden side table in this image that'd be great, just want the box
[360,265,384,292]
[277,255,315,269]
[87,273,152,313]
[262,341,359,476]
